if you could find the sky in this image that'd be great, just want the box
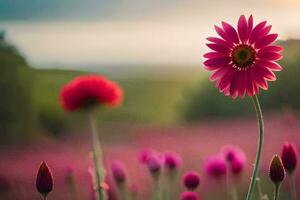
[1,0,300,69]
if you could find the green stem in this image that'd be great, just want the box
[89,113,106,200]
[274,185,279,200]
[246,95,264,200]
[290,175,297,200]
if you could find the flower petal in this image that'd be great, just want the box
[248,21,267,44]
[222,21,240,44]
[255,34,278,49]
[230,73,240,99]
[256,64,277,81]
[247,15,253,35]
[207,37,233,47]
[204,57,231,68]
[257,45,283,54]
[217,68,236,92]
[203,52,227,59]
[257,51,282,61]
[214,25,233,44]
[206,43,231,53]
[210,66,231,81]
[238,15,248,43]
[256,60,282,71]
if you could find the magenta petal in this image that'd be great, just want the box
[258,45,283,54]
[204,57,231,68]
[260,25,272,36]
[230,74,239,99]
[218,68,236,92]
[210,66,231,81]
[257,51,282,61]
[255,34,278,49]
[248,21,267,44]
[214,25,233,44]
[247,15,253,34]
[237,15,248,43]
[203,52,227,59]
[236,71,246,98]
[206,43,230,53]
[256,64,277,81]
[256,60,282,71]
[207,37,233,47]
[222,21,240,44]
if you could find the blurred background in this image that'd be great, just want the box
[0,0,300,199]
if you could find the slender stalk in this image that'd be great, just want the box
[246,95,264,200]
[274,185,279,200]
[89,112,106,200]
[290,175,297,200]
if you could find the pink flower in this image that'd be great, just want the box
[36,161,54,198]
[182,171,200,190]
[204,155,227,179]
[60,75,123,112]
[281,142,297,175]
[111,161,127,184]
[203,15,282,98]
[180,191,201,200]
[221,145,246,175]
[164,151,182,170]
[146,154,164,175]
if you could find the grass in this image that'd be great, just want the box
[32,68,200,134]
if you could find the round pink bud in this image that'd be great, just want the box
[36,161,54,197]
[281,142,297,175]
[204,155,227,179]
[183,171,200,190]
[164,151,182,170]
[180,191,200,200]
[111,161,127,184]
[269,155,285,186]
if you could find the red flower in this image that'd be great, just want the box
[36,161,54,197]
[60,75,123,112]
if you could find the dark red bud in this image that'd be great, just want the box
[36,161,54,197]
[269,155,285,186]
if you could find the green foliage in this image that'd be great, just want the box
[0,37,38,144]
[33,70,197,135]
[182,39,300,121]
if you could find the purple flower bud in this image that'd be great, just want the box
[222,145,246,175]
[269,155,285,186]
[164,151,182,170]
[146,154,163,176]
[36,161,54,197]
[281,142,297,175]
[111,161,127,184]
[183,171,200,190]
[180,191,200,200]
[204,155,227,179]
[139,148,156,164]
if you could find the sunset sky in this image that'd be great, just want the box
[1,0,300,69]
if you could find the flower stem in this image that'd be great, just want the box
[274,185,279,200]
[89,113,106,200]
[246,95,264,200]
[290,175,297,200]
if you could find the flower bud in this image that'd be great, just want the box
[281,142,297,175]
[111,161,127,185]
[269,155,285,186]
[204,155,227,179]
[183,171,200,190]
[146,154,163,178]
[180,191,200,200]
[36,161,53,197]
[164,151,182,171]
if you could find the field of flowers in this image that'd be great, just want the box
[0,114,298,200]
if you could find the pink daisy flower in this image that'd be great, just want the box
[203,15,282,98]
